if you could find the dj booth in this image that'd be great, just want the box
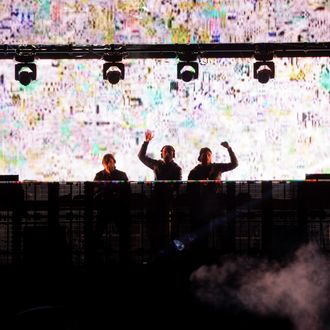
[0,180,329,266]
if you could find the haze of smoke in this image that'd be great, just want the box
[190,243,330,330]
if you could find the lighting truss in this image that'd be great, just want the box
[0,43,329,61]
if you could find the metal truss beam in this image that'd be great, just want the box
[0,43,329,61]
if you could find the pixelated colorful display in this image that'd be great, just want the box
[0,57,330,181]
[0,1,330,181]
[0,0,329,44]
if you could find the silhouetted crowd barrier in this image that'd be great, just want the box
[0,180,329,266]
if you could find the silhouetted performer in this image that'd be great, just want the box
[94,153,130,263]
[138,130,182,260]
[188,142,238,180]
[188,142,238,260]
[94,153,128,181]
[138,130,182,180]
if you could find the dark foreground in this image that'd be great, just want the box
[0,253,301,330]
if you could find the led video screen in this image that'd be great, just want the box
[0,1,329,44]
[0,57,329,181]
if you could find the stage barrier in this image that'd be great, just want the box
[0,181,329,266]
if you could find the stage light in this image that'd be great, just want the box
[253,49,275,84]
[177,61,199,82]
[15,63,37,86]
[103,62,125,84]
[253,61,275,84]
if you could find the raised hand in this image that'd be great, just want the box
[220,141,230,149]
[145,130,154,142]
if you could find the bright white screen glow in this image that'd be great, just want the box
[0,1,329,44]
[0,57,329,181]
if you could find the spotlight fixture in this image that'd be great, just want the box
[14,48,37,86]
[177,61,199,82]
[103,62,125,84]
[15,63,37,86]
[253,61,275,84]
[253,49,275,84]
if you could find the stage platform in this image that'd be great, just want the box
[0,180,330,329]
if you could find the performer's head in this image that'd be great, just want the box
[198,147,212,165]
[102,153,116,173]
[161,145,175,163]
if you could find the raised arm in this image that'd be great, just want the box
[138,130,158,170]
[218,141,238,172]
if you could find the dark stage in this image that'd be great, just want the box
[0,181,330,330]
